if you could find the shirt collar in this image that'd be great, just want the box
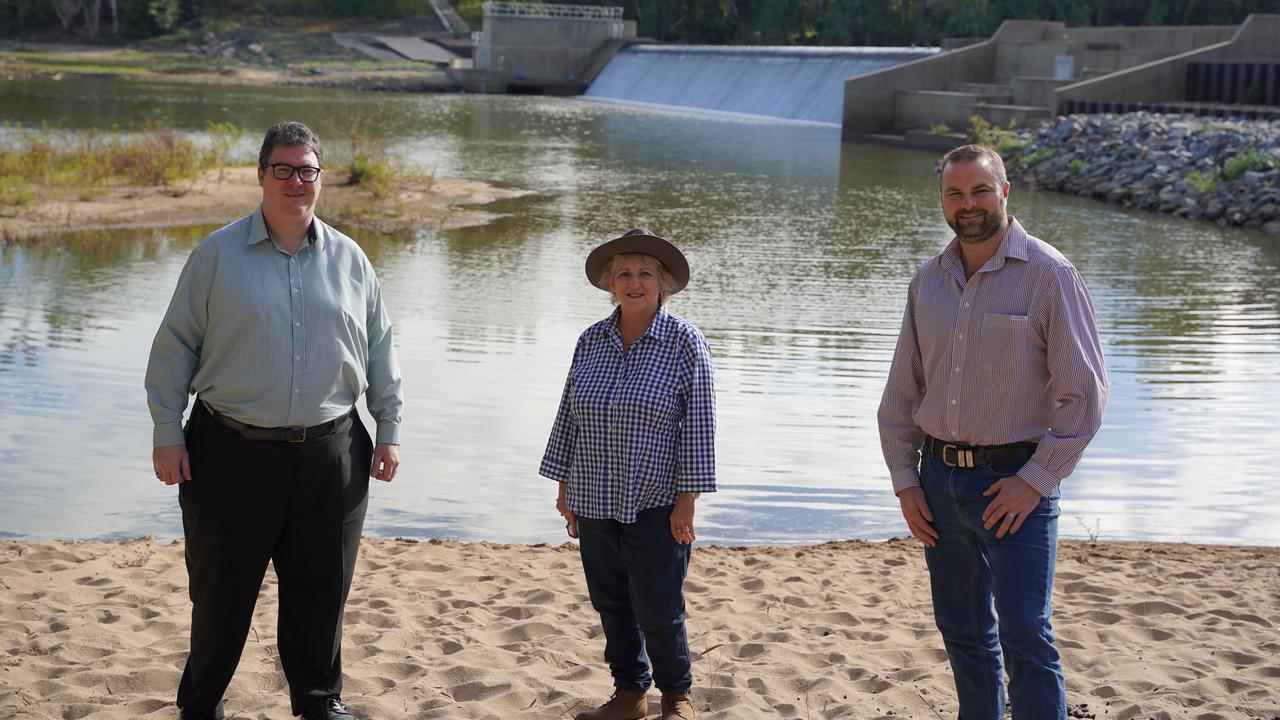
[247,205,322,251]
[938,215,1028,276]
[603,304,671,346]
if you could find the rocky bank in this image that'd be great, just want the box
[1002,112,1280,235]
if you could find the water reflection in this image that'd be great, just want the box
[1,82,1278,546]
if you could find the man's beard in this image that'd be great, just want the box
[947,209,1005,244]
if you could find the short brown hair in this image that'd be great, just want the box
[258,121,324,169]
[940,144,1007,187]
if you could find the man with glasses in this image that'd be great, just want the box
[146,121,404,720]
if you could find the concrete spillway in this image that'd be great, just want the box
[585,44,937,125]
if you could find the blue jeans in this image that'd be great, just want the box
[920,451,1065,720]
[577,505,692,693]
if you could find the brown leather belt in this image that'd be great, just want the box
[200,399,349,443]
[924,436,1036,469]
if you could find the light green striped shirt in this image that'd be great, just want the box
[145,206,403,447]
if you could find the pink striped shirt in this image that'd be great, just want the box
[878,217,1108,496]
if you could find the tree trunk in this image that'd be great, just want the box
[51,0,83,32]
[85,0,101,38]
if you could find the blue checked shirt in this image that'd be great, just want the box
[540,305,717,523]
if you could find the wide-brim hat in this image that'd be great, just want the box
[585,228,690,295]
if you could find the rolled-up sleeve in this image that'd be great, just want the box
[1018,265,1109,495]
[878,275,928,494]
[364,275,403,445]
[676,331,717,493]
[145,244,215,447]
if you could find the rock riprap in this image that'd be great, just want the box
[1002,113,1280,236]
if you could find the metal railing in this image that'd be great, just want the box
[482,2,623,20]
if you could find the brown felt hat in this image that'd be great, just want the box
[585,228,690,295]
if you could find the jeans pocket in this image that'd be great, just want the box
[987,458,1028,477]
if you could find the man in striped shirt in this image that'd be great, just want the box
[145,121,403,720]
[878,144,1108,720]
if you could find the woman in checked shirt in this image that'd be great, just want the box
[540,229,717,720]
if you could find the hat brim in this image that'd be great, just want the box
[585,233,690,295]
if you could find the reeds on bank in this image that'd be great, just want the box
[0,122,246,208]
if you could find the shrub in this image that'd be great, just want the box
[1222,151,1277,182]
[997,137,1030,155]
[1185,171,1218,194]
[124,0,181,38]
[928,123,952,135]
[0,123,247,195]
[346,153,397,198]
[1067,158,1085,173]
[0,176,37,211]
[1025,148,1057,168]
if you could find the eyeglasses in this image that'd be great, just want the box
[265,163,322,183]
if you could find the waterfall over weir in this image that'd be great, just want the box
[585,44,937,125]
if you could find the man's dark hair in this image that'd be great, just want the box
[258,121,324,169]
[939,144,1007,187]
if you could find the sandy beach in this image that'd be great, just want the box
[1,537,1276,719]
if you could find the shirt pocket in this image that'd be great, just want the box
[977,313,1028,373]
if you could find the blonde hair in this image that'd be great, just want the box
[599,253,676,304]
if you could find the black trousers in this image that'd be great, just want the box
[176,401,372,717]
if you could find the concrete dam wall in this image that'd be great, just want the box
[585,44,937,125]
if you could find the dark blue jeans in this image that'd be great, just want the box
[920,451,1066,720]
[577,505,692,693]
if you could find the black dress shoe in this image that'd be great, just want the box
[300,697,357,720]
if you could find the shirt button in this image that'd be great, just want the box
[293,389,300,394]
[965,302,971,308]
[295,355,301,361]
[953,366,961,373]
[950,399,957,405]
[295,322,301,327]
[958,333,965,340]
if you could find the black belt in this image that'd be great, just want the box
[200,399,349,443]
[924,436,1036,469]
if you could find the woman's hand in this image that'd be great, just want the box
[556,482,578,538]
[670,492,698,544]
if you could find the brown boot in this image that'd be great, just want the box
[660,691,695,719]
[574,688,648,720]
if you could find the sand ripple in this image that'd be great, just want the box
[0,538,1276,718]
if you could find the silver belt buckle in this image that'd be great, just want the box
[942,443,976,468]
[287,426,307,443]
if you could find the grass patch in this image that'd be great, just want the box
[1185,171,1218,194]
[0,48,203,76]
[996,137,1030,155]
[1222,151,1277,182]
[927,123,952,135]
[1025,148,1058,168]
[0,176,38,213]
[0,122,248,195]
[1067,158,1085,173]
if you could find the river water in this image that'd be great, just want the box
[2,78,1278,546]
